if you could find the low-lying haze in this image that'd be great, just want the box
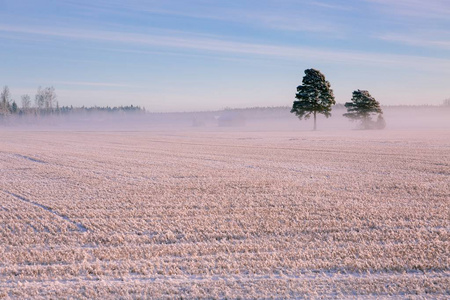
[1,106,449,132]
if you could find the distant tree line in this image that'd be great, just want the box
[0,85,144,120]
[58,104,145,114]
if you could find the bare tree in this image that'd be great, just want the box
[44,86,56,111]
[21,94,32,112]
[35,87,45,110]
[0,86,11,116]
[34,86,57,113]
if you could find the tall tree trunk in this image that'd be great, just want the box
[313,111,317,131]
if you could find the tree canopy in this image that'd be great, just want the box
[343,89,385,129]
[290,68,335,130]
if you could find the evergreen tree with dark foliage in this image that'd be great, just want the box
[291,68,335,130]
[11,101,18,113]
[344,89,385,129]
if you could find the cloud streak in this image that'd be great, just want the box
[54,81,139,88]
[378,34,450,50]
[1,24,450,73]
[366,0,450,19]
[60,0,343,34]
[309,1,354,11]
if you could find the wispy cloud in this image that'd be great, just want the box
[309,1,354,11]
[54,81,139,88]
[378,34,450,50]
[1,24,450,72]
[245,12,340,34]
[366,0,450,19]
[366,0,450,56]
[60,0,342,34]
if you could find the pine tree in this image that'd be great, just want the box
[11,101,18,114]
[290,69,335,130]
[343,90,384,129]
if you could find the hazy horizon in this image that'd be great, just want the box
[2,105,449,133]
[1,0,449,111]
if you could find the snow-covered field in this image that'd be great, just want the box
[0,128,449,298]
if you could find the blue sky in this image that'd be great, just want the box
[0,0,449,111]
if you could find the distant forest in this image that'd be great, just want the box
[0,86,144,119]
[0,85,448,126]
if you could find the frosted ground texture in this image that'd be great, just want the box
[0,130,449,298]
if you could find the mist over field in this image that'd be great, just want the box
[1,105,449,132]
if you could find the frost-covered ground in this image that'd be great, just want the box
[0,129,449,298]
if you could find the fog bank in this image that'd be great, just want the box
[0,106,448,132]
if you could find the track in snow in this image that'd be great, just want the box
[2,190,88,233]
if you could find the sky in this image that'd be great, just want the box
[0,0,449,111]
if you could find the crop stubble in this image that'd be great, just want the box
[0,130,449,298]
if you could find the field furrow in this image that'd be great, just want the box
[0,130,449,298]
